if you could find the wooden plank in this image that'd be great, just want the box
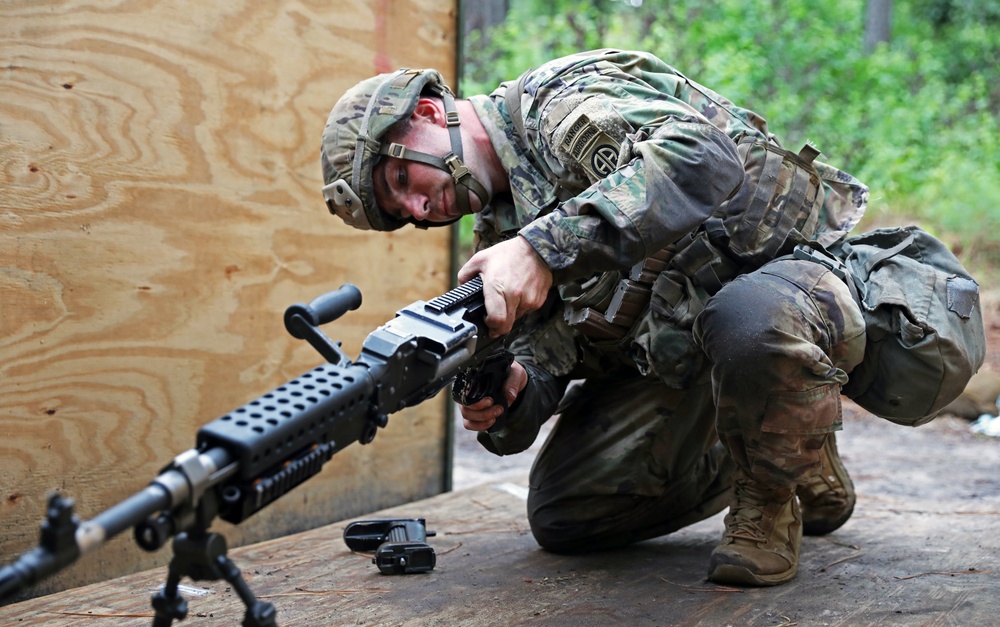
[4,406,998,625]
[0,0,458,599]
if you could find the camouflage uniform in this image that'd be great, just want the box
[466,49,869,551]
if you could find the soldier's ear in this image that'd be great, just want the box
[412,98,445,126]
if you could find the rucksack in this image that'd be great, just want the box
[830,226,986,426]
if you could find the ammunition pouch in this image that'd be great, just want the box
[629,233,739,388]
[559,249,671,343]
[630,272,706,389]
[720,134,825,265]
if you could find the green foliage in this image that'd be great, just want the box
[461,0,1000,272]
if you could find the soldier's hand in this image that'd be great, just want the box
[458,236,553,337]
[460,360,528,432]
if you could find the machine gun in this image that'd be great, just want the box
[0,276,514,626]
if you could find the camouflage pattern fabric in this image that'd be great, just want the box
[695,259,867,488]
[524,363,735,552]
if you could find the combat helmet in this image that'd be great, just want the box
[320,68,489,231]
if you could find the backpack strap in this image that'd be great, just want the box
[792,243,863,306]
[503,71,530,150]
[503,71,575,203]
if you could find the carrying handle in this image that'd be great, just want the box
[284,285,363,366]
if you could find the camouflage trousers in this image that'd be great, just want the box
[526,258,866,552]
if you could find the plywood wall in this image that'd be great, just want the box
[0,0,458,599]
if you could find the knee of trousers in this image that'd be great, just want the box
[696,274,800,375]
[526,493,630,553]
[695,259,865,392]
[526,444,738,553]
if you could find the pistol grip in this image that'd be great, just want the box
[452,349,515,433]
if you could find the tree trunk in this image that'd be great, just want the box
[463,0,509,37]
[865,0,893,53]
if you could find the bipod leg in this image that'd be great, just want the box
[151,557,189,627]
[214,553,277,627]
[148,530,276,627]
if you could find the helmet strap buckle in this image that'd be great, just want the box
[443,153,471,182]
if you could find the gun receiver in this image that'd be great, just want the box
[0,276,512,625]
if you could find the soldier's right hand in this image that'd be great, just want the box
[457,236,553,338]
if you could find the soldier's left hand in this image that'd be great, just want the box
[459,360,529,432]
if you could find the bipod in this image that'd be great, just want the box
[151,528,277,627]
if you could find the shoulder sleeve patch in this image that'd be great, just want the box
[549,97,628,181]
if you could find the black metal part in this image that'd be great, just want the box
[425,275,484,312]
[151,529,277,627]
[355,274,509,416]
[135,512,176,552]
[343,518,436,575]
[196,363,377,524]
[373,542,436,575]
[0,494,81,601]
[284,284,362,366]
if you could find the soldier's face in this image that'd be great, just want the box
[373,114,482,223]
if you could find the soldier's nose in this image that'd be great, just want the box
[404,196,429,220]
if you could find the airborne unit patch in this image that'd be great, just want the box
[560,113,621,180]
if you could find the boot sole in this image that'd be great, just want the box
[707,563,798,587]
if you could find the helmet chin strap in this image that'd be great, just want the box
[379,92,490,221]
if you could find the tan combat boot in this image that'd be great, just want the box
[707,472,802,586]
[797,433,856,536]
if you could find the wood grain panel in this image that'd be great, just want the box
[0,0,458,600]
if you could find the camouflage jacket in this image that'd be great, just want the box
[468,49,869,453]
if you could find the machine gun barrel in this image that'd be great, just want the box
[0,447,236,600]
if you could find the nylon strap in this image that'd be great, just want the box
[785,163,810,216]
[503,71,574,204]
[792,244,864,306]
[750,146,785,218]
[860,232,915,279]
[503,72,530,151]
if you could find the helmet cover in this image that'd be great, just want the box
[321,69,452,231]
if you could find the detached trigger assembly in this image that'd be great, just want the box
[343,518,436,575]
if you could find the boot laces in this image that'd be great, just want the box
[726,479,772,542]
